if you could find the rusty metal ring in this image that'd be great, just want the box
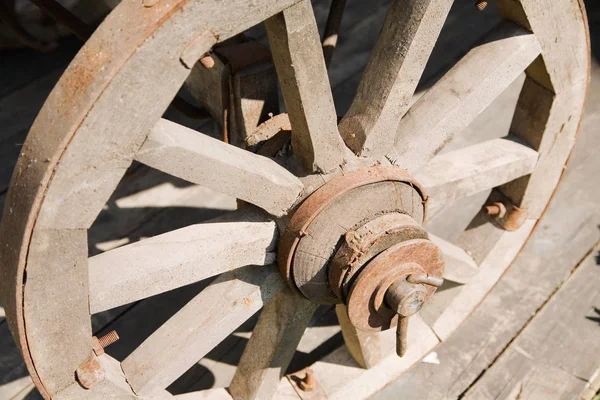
[346,239,444,332]
[328,213,428,302]
[278,166,427,291]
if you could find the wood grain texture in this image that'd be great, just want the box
[415,137,538,210]
[388,23,541,171]
[89,210,277,313]
[121,265,285,396]
[23,228,90,396]
[496,0,590,218]
[338,0,453,158]
[230,289,317,400]
[135,118,302,217]
[463,245,600,400]
[265,0,348,173]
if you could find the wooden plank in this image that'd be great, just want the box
[429,234,478,284]
[121,265,285,396]
[230,289,317,400]
[175,388,233,399]
[388,23,541,171]
[415,137,538,210]
[338,0,454,158]
[275,316,439,399]
[463,244,600,399]
[135,119,302,217]
[335,304,382,369]
[265,0,348,173]
[89,210,278,313]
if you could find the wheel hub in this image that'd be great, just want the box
[278,166,445,352]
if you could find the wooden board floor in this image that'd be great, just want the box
[0,1,599,399]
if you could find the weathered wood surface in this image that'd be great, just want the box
[89,209,277,313]
[337,0,453,158]
[389,23,541,171]
[265,0,348,173]
[136,119,302,217]
[121,265,285,396]
[0,1,597,399]
[230,289,317,400]
[373,50,600,400]
[463,244,600,400]
[415,137,538,210]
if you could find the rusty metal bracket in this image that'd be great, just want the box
[287,368,327,399]
[484,191,528,231]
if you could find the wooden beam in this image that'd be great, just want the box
[135,119,303,217]
[338,0,454,158]
[89,210,278,314]
[415,137,538,210]
[265,0,347,173]
[388,23,541,171]
[230,288,317,400]
[121,265,285,396]
[336,304,382,369]
[429,234,479,284]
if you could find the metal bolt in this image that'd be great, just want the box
[475,0,488,11]
[200,55,215,69]
[143,0,160,7]
[484,202,507,218]
[97,330,119,349]
[298,368,315,392]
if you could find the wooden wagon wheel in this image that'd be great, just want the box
[0,0,589,399]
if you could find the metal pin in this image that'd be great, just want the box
[407,274,443,288]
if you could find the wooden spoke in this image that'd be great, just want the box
[265,0,347,173]
[135,119,303,217]
[89,209,278,314]
[336,304,382,369]
[230,288,317,400]
[338,0,454,158]
[429,234,478,284]
[388,23,542,171]
[415,137,538,210]
[121,265,285,396]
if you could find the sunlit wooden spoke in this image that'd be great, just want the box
[88,209,277,314]
[338,0,453,158]
[429,234,478,284]
[230,288,317,400]
[135,119,303,217]
[388,23,542,172]
[265,0,347,173]
[121,265,285,396]
[415,137,538,210]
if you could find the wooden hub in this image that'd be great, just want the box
[278,165,433,304]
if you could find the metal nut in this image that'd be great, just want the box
[200,55,215,69]
[298,368,315,392]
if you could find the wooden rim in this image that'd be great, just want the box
[0,0,590,399]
